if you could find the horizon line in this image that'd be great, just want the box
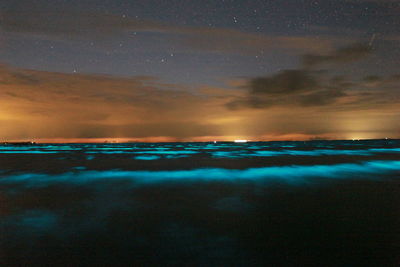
[0,137,397,144]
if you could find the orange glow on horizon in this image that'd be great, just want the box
[5,133,398,144]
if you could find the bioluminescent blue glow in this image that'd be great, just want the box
[134,155,161,160]
[165,155,190,159]
[1,160,400,188]
[214,197,253,212]
[86,151,129,154]
[211,148,400,158]
[0,150,60,154]
[2,142,400,159]
[1,141,400,266]
[211,151,250,158]
[133,150,199,155]
[2,210,58,231]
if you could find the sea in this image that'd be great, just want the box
[1,140,400,266]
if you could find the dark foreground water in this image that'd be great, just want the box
[1,140,400,266]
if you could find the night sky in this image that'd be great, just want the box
[1,0,400,142]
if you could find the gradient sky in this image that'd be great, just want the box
[1,0,400,142]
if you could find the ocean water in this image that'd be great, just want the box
[1,140,400,266]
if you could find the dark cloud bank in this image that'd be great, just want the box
[228,43,400,110]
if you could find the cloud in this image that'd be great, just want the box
[249,70,320,95]
[0,9,334,54]
[298,88,347,107]
[227,43,400,110]
[0,63,233,139]
[0,65,41,85]
[227,69,348,109]
[302,43,372,67]
[1,62,399,140]
[1,10,164,38]
[344,0,400,2]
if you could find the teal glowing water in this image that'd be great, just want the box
[1,140,400,265]
[1,140,400,158]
